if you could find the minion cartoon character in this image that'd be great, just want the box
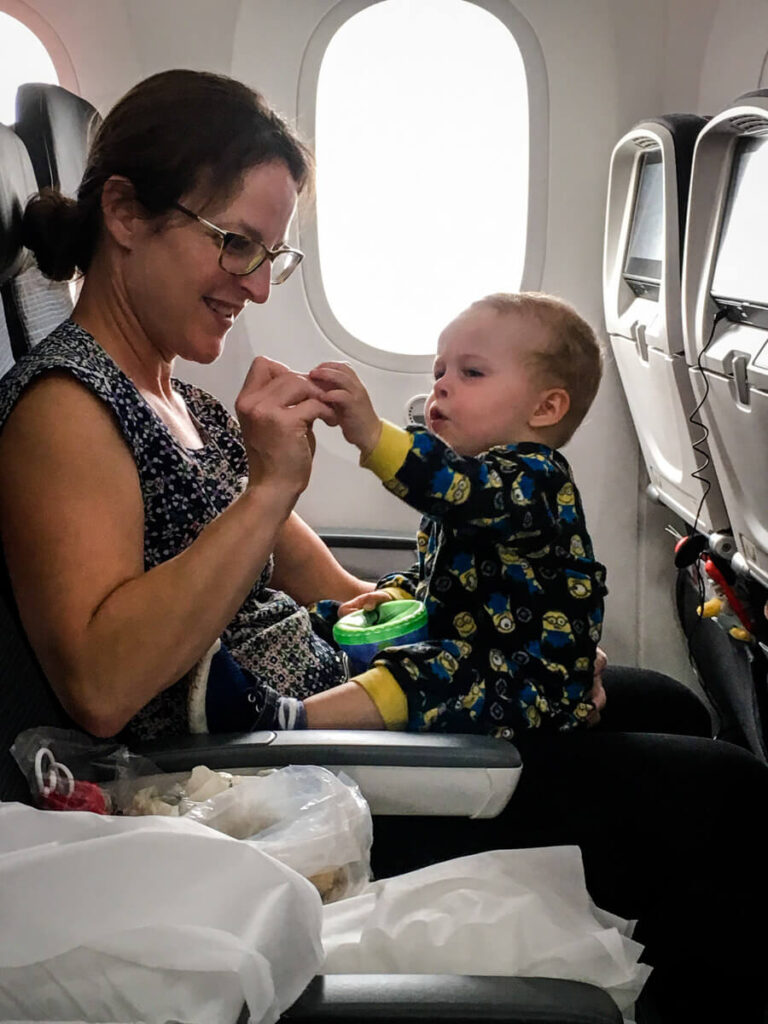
[541,655,568,678]
[525,703,542,728]
[386,479,409,500]
[570,534,586,558]
[573,701,593,721]
[401,658,422,681]
[510,469,537,506]
[541,610,575,648]
[518,451,552,472]
[484,593,516,633]
[498,545,544,594]
[566,572,592,599]
[453,610,477,637]
[422,703,446,728]
[565,681,587,704]
[449,551,478,592]
[453,639,472,659]
[430,648,460,681]
[574,657,591,673]
[412,431,435,459]
[431,466,471,505]
[489,648,518,675]
[557,482,578,522]
[460,679,485,715]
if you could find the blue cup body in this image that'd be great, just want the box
[340,623,429,676]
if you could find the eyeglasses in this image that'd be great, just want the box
[173,202,303,284]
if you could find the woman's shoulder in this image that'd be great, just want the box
[0,320,120,432]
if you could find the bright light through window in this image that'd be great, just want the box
[315,0,528,357]
[0,12,58,124]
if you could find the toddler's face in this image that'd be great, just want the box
[424,306,548,456]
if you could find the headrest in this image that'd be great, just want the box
[14,83,101,198]
[0,125,37,287]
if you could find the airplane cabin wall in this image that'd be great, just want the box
[7,0,761,683]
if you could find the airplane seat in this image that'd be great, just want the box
[603,114,728,534]
[677,89,768,756]
[0,123,72,357]
[0,123,78,802]
[681,88,768,588]
[14,82,101,197]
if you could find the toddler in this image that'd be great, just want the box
[310,292,607,739]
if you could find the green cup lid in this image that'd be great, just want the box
[333,599,427,645]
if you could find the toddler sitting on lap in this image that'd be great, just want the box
[310,292,607,739]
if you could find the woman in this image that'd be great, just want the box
[1,71,767,1023]
[0,69,386,741]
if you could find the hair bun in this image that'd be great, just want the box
[21,189,83,281]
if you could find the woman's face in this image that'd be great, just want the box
[126,160,299,364]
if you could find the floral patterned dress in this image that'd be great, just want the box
[0,320,345,740]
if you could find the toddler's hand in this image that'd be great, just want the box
[309,362,382,457]
[338,590,394,619]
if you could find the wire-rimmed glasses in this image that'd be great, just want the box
[173,201,303,284]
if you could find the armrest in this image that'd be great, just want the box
[133,731,522,818]
[280,975,622,1023]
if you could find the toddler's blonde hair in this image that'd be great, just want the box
[472,292,603,446]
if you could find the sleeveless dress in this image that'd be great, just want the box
[0,320,345,740]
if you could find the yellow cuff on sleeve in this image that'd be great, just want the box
[352,665,408,730]
[382,586,413,602]
[361,419,413,481]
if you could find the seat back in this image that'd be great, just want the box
[603,115,728,532]
[0,123,73,358]
[682,89,768,585]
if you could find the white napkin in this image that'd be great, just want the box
[322,846,651,1018]
[0,803,323,1023]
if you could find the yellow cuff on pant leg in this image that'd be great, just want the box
[353,665,408,730]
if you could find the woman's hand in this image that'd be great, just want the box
[235,356,335,497]
[338,589,394,618]
[585,646,608,727]
[309,361,382,458]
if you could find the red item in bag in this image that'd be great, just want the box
[35,747,110,814]
[41,779,110,814]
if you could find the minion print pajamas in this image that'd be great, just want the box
[354,421,608,739]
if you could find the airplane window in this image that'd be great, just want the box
[0,11,58,124]
[309,0,534,363]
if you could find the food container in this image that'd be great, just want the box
[333,599,428,675]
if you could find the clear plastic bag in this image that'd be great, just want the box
[185,765,373,903]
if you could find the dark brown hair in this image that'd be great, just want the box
[473,292,603,446]
[22,69,314,281]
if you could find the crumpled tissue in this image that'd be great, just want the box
[321,846,651,1019]
[0,802,323,1023]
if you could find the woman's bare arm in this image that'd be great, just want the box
[0,368,318,737]
[270,512,376,606]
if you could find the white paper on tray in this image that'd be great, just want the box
[0,802,323,1024]
[321,846,651,1020]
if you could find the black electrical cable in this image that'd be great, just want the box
[684,306,730,672]
[688,306,729,536]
